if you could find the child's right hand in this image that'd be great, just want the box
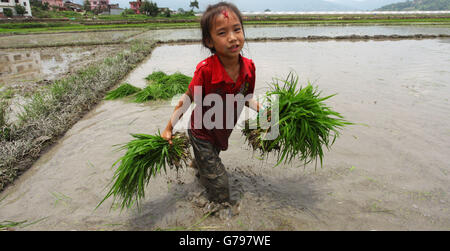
[162,128,173,145]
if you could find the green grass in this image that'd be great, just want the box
[243,72,353,168]
[0,22,199,34]
[97,131,191,211]
[0,100,9,129]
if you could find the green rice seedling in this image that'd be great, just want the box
[164,72,192,96]
[104,83,142,100]
[243,72,352,168]
[134,72,192,103]
[145,71,167,83]
[97,131,191,211]
[133,85,155,103]
[133,84,170,102]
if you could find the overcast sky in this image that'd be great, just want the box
[76,0,407,11]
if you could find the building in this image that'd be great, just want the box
[98,4,123,15]
[129,0,141,14]
[0,0,32,17]
[42,0,64,9]
[89,0,109,11]
[64,1,82,12]
[108,4,123,15]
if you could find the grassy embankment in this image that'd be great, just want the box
[0,40,158,192]
[1,14,450,34]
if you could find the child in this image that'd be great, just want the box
[162,2,262,208]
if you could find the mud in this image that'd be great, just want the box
[0,40,449,231]
[0,44,129,88]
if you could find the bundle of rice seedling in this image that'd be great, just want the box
[242,72,352,168]
[133,84,168,102]
[134,72,192,103]
[145,71,167,82]
[97,131,191,210]
[163,72,192,96]
[104,83,142,100]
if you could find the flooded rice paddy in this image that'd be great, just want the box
[0,27,449,230]
[0,30,143,49]
[0,45,127,86]
[2,25,450,86]
[129,24,450,42]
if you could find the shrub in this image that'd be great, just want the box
[3,8,13,18]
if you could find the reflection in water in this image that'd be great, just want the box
[130,25,450,42]
[0,51,42,83]
[0,50,92,85]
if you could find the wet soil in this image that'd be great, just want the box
[0,40,449,231]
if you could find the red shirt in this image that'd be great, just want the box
[188,54,256,150]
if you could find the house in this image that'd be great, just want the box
[42,0,64,9]
[89,0,109,11]
[158,7,170,13]
[0,0,32,17]
[98,4,123,15]
[129,0,141,14]
[108,4,123,15]
[64,0,82,12]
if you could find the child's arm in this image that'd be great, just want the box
[245,98,262,113]
[162,89,193,144]
[246,98,271,121]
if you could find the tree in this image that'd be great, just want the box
[3,8,13,17]
[42,2,49,11]
[83,0,91,12]
[189,0,199,11]
[14,4,26,16]
[164,9,171,17]
[121,8,135,16]
[140,0,159,17]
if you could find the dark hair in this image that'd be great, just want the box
[200,1,245,53]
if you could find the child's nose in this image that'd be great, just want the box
[228,32,237,42]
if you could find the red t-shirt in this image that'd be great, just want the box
[188,54,256,151]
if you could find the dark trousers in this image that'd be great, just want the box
[188,129,230,203]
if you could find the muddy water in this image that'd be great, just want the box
[1,39,449,230]
[0,45,126,86]
[129,25,450,42]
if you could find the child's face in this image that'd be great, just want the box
[207,9,244,60]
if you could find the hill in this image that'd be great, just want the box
[376,0,450,11]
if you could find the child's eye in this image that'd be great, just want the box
[234,28,241,32]
[218,32,226,36]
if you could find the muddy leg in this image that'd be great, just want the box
[190,159,200,178]
[188,130,230,203]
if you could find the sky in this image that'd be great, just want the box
[74,0,407,11]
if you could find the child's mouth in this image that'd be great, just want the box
[229,44,240,52]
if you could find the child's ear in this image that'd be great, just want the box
[205,38,213,49]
